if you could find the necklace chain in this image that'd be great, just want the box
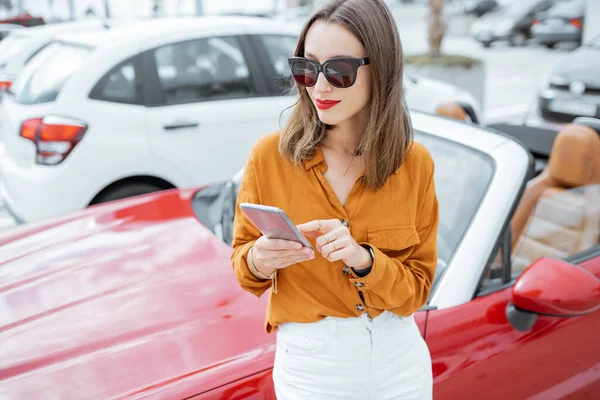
[343,154,356,176]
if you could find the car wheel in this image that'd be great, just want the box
[94,182,165,204]
[509,32,527,47]
[543,42,555,49]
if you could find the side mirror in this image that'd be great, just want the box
[506,258,600,331]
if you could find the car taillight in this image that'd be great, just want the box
[533,18,540,25]
[0,80,12,91]
[19,116,88,165]
[570,18,582,29]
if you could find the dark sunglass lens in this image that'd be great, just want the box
[291,61,317,86]
[325,61,355,87]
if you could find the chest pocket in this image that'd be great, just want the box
[367,225,420,251]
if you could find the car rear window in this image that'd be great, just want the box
[547,1,585,17]
[10,41,91,105]
[0,34,29,68]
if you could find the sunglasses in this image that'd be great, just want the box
[288,56,370,89]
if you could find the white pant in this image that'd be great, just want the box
[273,311,433,400]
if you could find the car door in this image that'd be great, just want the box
[426,188,600,399]
[143,35,287,187]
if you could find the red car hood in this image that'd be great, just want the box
[0,189,272,399]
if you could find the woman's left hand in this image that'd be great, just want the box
[297,219,372,271]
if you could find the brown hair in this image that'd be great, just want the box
[279,0,413,189]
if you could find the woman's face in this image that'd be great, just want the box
[303,21,372,127]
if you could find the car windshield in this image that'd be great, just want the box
[192,131,495,288]
[0,34,29,68]
[10,40,91,105]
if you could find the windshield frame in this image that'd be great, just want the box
[414,131,496,297]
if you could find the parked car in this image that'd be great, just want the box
[0,15,481,224]
[0,19,123,94]
[470,0,557,47]
[531,0,585,48]
[533,34,600,125]
[0,23,23,42]
[0,111,598,399]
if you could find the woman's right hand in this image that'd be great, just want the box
[252,236,315,272]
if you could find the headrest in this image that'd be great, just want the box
[548,123,600,188]
[435,102,467,121]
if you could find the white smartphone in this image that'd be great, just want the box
[239,203,313,250]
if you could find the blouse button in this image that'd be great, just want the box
[342,266,351,275]
[354,282,364,288]
[341,219,349,228]
[356,304,364,311]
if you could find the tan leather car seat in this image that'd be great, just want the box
[435,102,468,121]
[511,123,600,273]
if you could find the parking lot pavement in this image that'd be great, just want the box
[390,4,571,125]
[469,42,574,125]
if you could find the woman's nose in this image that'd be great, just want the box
[314,70,332,93]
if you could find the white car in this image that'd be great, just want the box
[0,19,127,93]
[0,15,481,224]
[0,23,23,42]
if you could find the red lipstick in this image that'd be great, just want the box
[315,99,341,110]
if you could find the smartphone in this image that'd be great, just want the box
[239,203,313,250]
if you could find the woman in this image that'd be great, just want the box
[231,0,439,398]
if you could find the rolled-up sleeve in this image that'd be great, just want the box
[231,150,272,297]
[350,156,439,314]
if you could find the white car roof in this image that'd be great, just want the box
[55,16,300,49]
[9,19,128,39]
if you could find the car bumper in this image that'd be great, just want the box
[532,31,581,44]
[473,33,509,43]
[0,153,90,223]
[538,88,600,123]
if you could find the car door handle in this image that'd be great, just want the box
[163,122,200,131]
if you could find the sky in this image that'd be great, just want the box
[1,0,283,20]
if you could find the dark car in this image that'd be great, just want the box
[470,0,556,47]
[531,0,585,48]
[538,35,600,123]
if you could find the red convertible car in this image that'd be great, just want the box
[0,111,598,399]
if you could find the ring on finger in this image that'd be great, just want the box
[332,241,337,251]
[318,220,322,232]
[324,233,330,243]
